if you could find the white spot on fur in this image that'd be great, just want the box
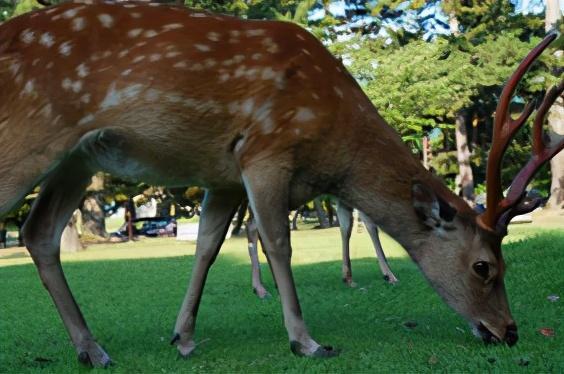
[166,51,181,58]
[311,93,320,100]
[296,34,305,41]
[191,12,207,17]
[76,63,89,77]
[301,49,311,56]
[195,44,211,52]
[246,29,265,37]
[71,80,83,93]
[333,87,344,98]
[233,55,245,63]
[62,78,73,90]
[80,93,91,103]
[62,8,79,18]
[39,33,55,48]
[173,61,187,68]
[99,83,144,110]
[251,53,262,60]
[207,32,220,41]
[123,3,137,8]
[71,17,86,31]
[132,55,145,63]
[313,65,322,72]
[163,23,184,31]
[23,80,34,94]
[149,54,162,62]
[204,58,216,68]
[241,98,254,116]
[144,30,158,38]
[294,107,315,122]
[121,69,132,76]
[118,50,130,58]
[261,67,276,80]
[294,128,301,135]
[20,29,35,44]
[136,41,147,48]
[98,14,114,28]
[130,12,142,18]
[189,63,203,71]
[78,113,95,125]
[219,72,230,82]
[59,41,73,56]
[128,28,143,38]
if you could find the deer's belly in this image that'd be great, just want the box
[82,128,243,189]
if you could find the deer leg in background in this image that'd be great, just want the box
[172,189,243,358]
[246,210,270,299]
[242,161,336,358]
[290,207,301,230]
[358,211,398,284]
[336,202,355,287]
[21,154,111,368]
[231,198,248,236]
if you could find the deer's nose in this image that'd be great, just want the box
[504,323,518,347]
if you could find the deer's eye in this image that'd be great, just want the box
[472,261,490,279]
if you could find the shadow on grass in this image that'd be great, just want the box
[1,231,562,372]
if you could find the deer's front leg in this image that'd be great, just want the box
[336,202,355,287]
[22,155,111,368]
[172,189,242,358]
[246,212,270,299]
[242,164,337,358]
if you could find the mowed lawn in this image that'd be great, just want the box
[0,220,563,372]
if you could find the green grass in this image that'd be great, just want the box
[0,225,563,372]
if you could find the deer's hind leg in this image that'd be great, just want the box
[336,202,355,287]
[21,153,111,367]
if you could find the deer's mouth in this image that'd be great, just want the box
[471,321,518,347]
[473,322,502,344]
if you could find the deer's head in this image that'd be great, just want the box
[408,32,562,346]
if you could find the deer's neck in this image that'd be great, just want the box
[340,110,470,255]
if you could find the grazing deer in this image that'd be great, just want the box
[246,201,398,298]
[0,1,561,366]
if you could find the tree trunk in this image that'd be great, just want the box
[81,194,107,238]
[454,113,475,202]
[545,0,564,211]
[61,210,84,253]
[81,173,107,238]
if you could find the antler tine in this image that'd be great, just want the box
[480,32,559,233]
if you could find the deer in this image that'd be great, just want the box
[245,201,398,298]
[0,0,562,367]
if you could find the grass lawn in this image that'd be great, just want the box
[0,221,562,372]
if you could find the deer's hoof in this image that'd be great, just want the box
[290,341,339,358]
[253,287,271,300]
[77,342,112,368]
[383,274,399,284]
[176,339,197,358]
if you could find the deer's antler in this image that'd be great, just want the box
[479,32,564,235]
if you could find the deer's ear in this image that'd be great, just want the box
[412,183,457,230]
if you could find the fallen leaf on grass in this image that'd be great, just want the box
[403,321,418,329]
[547,294,560,302]
[538,328,555,337]
[428,355,438,365]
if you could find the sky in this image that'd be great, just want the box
[309,0,563,42]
